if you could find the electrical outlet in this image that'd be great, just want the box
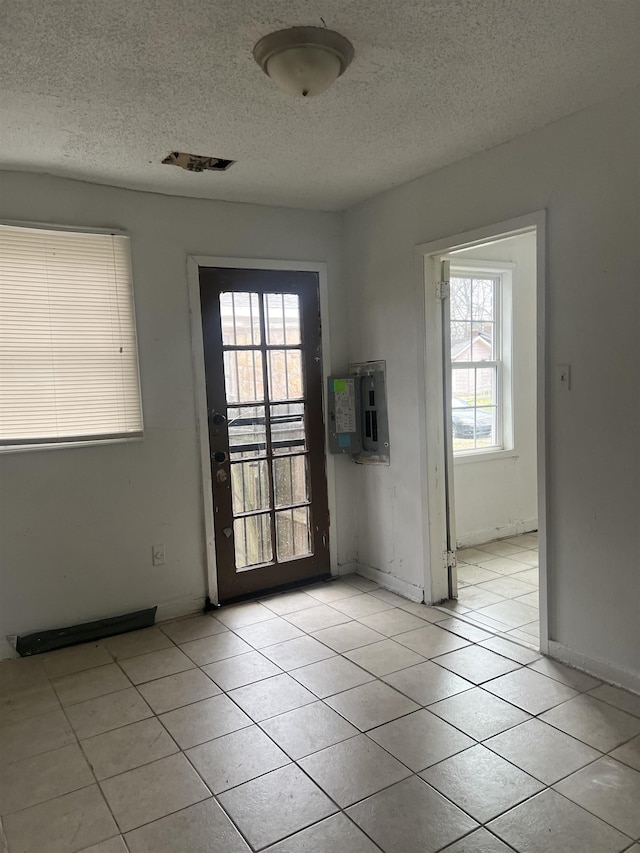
[152,544,166,566]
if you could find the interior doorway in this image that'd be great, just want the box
[198,266,331,603]
[418,214,547,653]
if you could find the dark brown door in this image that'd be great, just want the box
[199,267,330,602]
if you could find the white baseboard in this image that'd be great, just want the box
[345,563,424,603]
[547,641,640,696]
[156,597,207,623]
[334,561,359,578]
[457,518,538,549]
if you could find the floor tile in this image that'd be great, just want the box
[456,548,489,564]
[484,667,578,714]
[264,812,380,852]
[610,734,640,771]
[311,621,385,653]
[394,624,470,658]
[289,656,374,699]
[487,788,630,853]
[345,638,425,676]
[507,625,543,644]
[284,604,352,633]
[479,635,541,664]
[136,668,220,714]
[260,701,358,759]
[118,647,194,684]
[81,717,178,780]
[233,617,305,649]
[2,785,117,853]
[0,682,60,726]
[260,589,319,615]
[475,599,539,628]
[159,693,251,748]
[40,643,113,679]
[0,742,93,815]
[433,645,521,684]
[513,591,539,608]
[157,614,227,645]
[528,657,600,691]
[100,753,211,833]
[421,744,544,822]
[369,588,417,606]
[325,680,419,730]
[186,725,289,793]
[179,632,253,666]
[229,673,316,721]
[53,663,131,706]
[341,573,380,592]
[382,660,473,706]
[485,718,601,784]
[299,733,410,806]
[508,550,539,566]
[0,656,48,696]
[124,798,250,853]
[588,683,640,717]
[476,540,528,558]
[261,635,336,669]
[476,576,537,599]
[456,588,506,610]
[347,776,478,853]
[470,612,519,633]
[519,619,540,638]
[65,687,152,738]
[555,755,640,838]
[215,601,275,629]
[357,607,428,636]
[368,709,474,772]
[78,838,129,853]
[305,581,362,603]
[511,566,540,584]
[330,594,395,619]
[439,828,516,852]
[0,707,75,766]
[457,564,502,585]
[397,601,450,622]
[217,764,336,850]
[202,650,281,691]
[103,628,173,661]
[435,618,493,643]
[476,556,531,575]
[429,686,530,740]
[540,694,640,751]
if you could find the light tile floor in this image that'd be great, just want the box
[451,532,540,646]
[1,568,640,852]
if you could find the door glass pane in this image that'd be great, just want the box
[276,507,311,561]
[270,403,306,455]
[273,455,308,508]
[228,406,266,459]
[231,460,270,515]
[264,293,301,346]
[223,350,264,403]
[268,350,303,401]
[220,292,261,346]
[234,513,272,569]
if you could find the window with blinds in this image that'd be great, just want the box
[0,224,143,448]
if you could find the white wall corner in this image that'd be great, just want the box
[349,562,424,602]
[547,641,640,696]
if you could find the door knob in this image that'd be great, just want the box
[211,412,226,425]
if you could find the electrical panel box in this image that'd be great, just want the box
[327,361,390,464]
[327,376,362,454]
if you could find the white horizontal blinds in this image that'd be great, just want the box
[0,225,143,445]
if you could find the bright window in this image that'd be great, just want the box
[450,267,510,455]
[0,224,143,449]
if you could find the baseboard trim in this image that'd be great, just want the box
[155,597,208,623]
[345,563,424,602]
[547,641,640,696]
[457,519,538,549]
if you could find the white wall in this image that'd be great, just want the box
[453,233,538,547]
[345,90,640,682]
[0,173,353,646]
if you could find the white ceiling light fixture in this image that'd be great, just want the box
[253,26,354,98]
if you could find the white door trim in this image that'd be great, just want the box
[414,212,548,653]
[186,256,335,606]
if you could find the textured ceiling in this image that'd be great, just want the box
[1,0,639,211]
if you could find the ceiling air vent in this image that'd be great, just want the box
[161,151,235,172]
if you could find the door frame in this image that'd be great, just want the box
[415,212,548,653]
[187,256,336,606]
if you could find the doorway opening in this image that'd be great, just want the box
[418,214,546,653]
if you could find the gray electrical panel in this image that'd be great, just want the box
[327,361,390,464]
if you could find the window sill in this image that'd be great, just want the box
[454,448,518,465]
[0,436,144,454]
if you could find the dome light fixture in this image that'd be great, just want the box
[253,26,354,98]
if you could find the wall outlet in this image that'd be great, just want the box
[152,544,166,566]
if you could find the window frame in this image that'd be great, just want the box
[0,221,144,453]
[448,259,514,462]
